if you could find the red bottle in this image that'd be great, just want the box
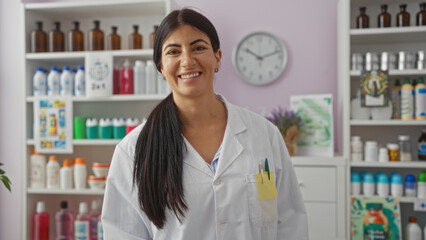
[33,201,49,240]
[113,65,120,94]
[119,59,134,94]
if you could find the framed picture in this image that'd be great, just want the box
[360,70,389,107]
[34,97,73,153]
[290,94,333,157]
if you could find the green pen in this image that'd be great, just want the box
[265,158,270,180]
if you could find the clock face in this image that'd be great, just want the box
[232,32,288,85]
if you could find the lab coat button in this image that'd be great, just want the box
[213,179,221,185]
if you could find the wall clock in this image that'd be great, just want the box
[232,31,288,85]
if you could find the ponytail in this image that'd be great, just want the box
[133,93,187,229]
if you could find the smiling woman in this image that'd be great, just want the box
[102,8,308,240]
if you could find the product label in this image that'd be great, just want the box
[416,88,426,117]
[75,221,89,240]
[364,223,388,240]
[401,89,414,118]
[391,89,401,118]
[91,219,98,238]
[419,143,426,156]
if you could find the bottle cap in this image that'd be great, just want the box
[72,158,76,166]
[63,159,70,167]
[351,136,361,142]
[50,66,56,71]
[36,67,43,72]
[366,203,382,210]
[49,156,57,161]
[398,135,410,141]
[99,118,112,126]
[380,4,387,10]
[405,174,416,183]
[377,173,389,184]
[404,78,411,84]
[63,66,70,71]
[360,6,366,12]
[79,202,88,214]
[400,4,407,9]
[75,157,86,165]
[32,149,42,155]
[391,173,403,185]
[36,201,46,213]
[363,173,375,183]
[387,143,399,150]
[351,172,361,183]
[78,66,84,71]
[113,118,126,126]
[418,171,426,183]
[409,217,417,223]
[60,201,68,209]
[126,117,139,126]
[86,117,98,127]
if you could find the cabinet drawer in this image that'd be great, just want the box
[305,202,337,240]
[294,167,336,202]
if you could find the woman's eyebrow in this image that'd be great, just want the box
[163,39,208,50]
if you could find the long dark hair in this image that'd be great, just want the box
[133,8,221,229]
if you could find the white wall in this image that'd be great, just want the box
[0,0,24,239]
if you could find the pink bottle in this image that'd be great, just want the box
[33,201,49,240]
[118,59,134,94]
[55,201,74,240]
[75,202,91,240]
[89,200,101,240]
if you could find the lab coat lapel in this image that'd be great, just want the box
[214,99,247,179]
[183,138,215,178]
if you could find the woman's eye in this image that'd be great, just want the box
[195,46,207,51]
[166,50,179,55]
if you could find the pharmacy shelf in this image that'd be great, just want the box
[350,26,426,44]
[351,161,426,168]
[27,188,104,195]
[27,139,121,146]
[26,94,167,103]
[351,195,418,203]
[25,49,154,61]
[350,69,426,77]
[350,120,426,126]
[24,0,167,19]
[291,156,346,166]
[351,0,425,7]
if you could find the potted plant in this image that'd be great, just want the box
[266,106,302,156]
[0,162,12,192]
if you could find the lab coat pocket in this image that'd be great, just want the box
[245,174,278,227]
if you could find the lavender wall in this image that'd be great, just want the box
[0,0,339,239]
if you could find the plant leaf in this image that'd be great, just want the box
[1,176,11,192]
[0,169,4,175]
[0,162,3,167]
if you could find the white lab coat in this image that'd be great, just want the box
[102,97,308,240]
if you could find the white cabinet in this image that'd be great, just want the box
[292,157,346,240]
[22,1,170,239]
[338,0,426,239]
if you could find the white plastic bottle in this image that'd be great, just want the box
[377,173,389,197]
[71,68,77,96]
[401,78,414,120]
[351,136,363,162]
[75,202,90,240]
[363,173,375,197]
[47,67,60,96]
[364,141,378,162]
[391,173,404,197]
[30,151,46,189]
[60,66,73,96]
[406,217,421,240]
[75,66,86,97]
[145,60,157,94]
[33,67,47,96]
[74,157,87,189]
[351,172,361,195]
[133,60,145,95]
[60,159,72,190]
[46,155,60,189]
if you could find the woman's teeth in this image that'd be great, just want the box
[180,72,200,79]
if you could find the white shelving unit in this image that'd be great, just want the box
[339,0,426,238]
[22,1,171,239]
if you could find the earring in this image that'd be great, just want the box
[214,68,219,73]
[162,75,166,80]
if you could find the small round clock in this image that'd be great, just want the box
[232,31,288,85]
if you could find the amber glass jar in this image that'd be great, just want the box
[129,25,142,49]
[31,21,48,53]
[356,7,369,29]
[108,26,121,50]
[49,22,65,52]
[417,3,426,26]
[149,25,158,49]
[89,20,104,51]
[397,4,410,27]
[68,21,84,51]
[378,4,391,28]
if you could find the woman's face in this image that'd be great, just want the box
[160,24,222,99]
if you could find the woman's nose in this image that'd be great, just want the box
[180,49,196,67]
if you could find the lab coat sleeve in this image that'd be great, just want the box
[102,144,153,240]
[272,127,309,239]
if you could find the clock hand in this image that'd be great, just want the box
[261,50,280,58]
[245,48,263,60]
